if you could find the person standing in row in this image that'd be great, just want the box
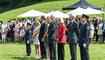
[94,17,100,42]
[0,21,2,41]
[1,22,7,44]
[6,21,11,41]
[102,20,105,43]
[89,19,94,44]
[39,16,47,59]
[48,15,58,60]
[10,21,15,42]
[14,21,20,42]
[79,14,90,60]
[67,14,79,60]
[20,26,25,42]
[97,20,103,43]
[32,20,41,59]
[45,17,51,60]
[42,17,51,60]
[57,18,66,60]
[25,23,32,56]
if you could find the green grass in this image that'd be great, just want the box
[0,0,105,23]
[0,42,105,60]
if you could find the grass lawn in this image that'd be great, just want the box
[0,42,105,60]
[0,0,105,23]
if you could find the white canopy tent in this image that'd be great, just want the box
[67,7,104,15]
[86,8,104,14]
[17,9,46,17]
[46,11,69,18]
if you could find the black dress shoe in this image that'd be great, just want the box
[27,54,30,56]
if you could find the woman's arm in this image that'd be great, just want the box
[32,26,40,39]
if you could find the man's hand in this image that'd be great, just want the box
[32,37,34,40]
[41,38,44,42]
[56,38,59,41]
[82,38,85,40]
[96,27,99,30]
[46,34,48,37]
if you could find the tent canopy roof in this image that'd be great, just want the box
[46,11,69,18]
[62,0,102,10]
[67,7,104,15]
[17,9,46,17]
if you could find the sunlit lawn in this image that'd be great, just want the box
[0,42,105,60]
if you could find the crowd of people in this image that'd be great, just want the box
[0,14,105,60]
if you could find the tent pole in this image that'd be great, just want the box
[102,8,104,20]
[103,13,105,20]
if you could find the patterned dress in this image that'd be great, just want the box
[14,24,19,37]
[97,23,103,35]
[33,26,40,45]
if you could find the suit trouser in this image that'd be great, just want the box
[0,33,1,40]
[102,32,105,43]
[26,40,31,55]
[95,30,98,42]
[69,43,77,60]
[80,45,89,60]
[49,40,56,60]
[40,41,47,59]
[10,31,14,41]
[58,43,65,60]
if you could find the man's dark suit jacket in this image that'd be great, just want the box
[39,22,47,41]
[67,20,79,44]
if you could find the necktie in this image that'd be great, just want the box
[69,22,73,27]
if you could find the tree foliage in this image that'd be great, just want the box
[0,0,42,6]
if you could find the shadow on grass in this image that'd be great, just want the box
[12,57,40,60]
[4,54,41,60]
[0,41,34,45]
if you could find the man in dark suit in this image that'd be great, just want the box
[10,20,15,42]
[48,15,58,60]
[102,20,105,43]
[0,21,2,41]
[39,16,47,59]
[67,14,79,60]
[79,14,90,60]
[94,16,100,42]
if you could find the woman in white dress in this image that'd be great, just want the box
[97,20,103,43]
[89,20,94,44]
[32,20,40,59]
[1,22,7,44]
[20,26,25,42]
